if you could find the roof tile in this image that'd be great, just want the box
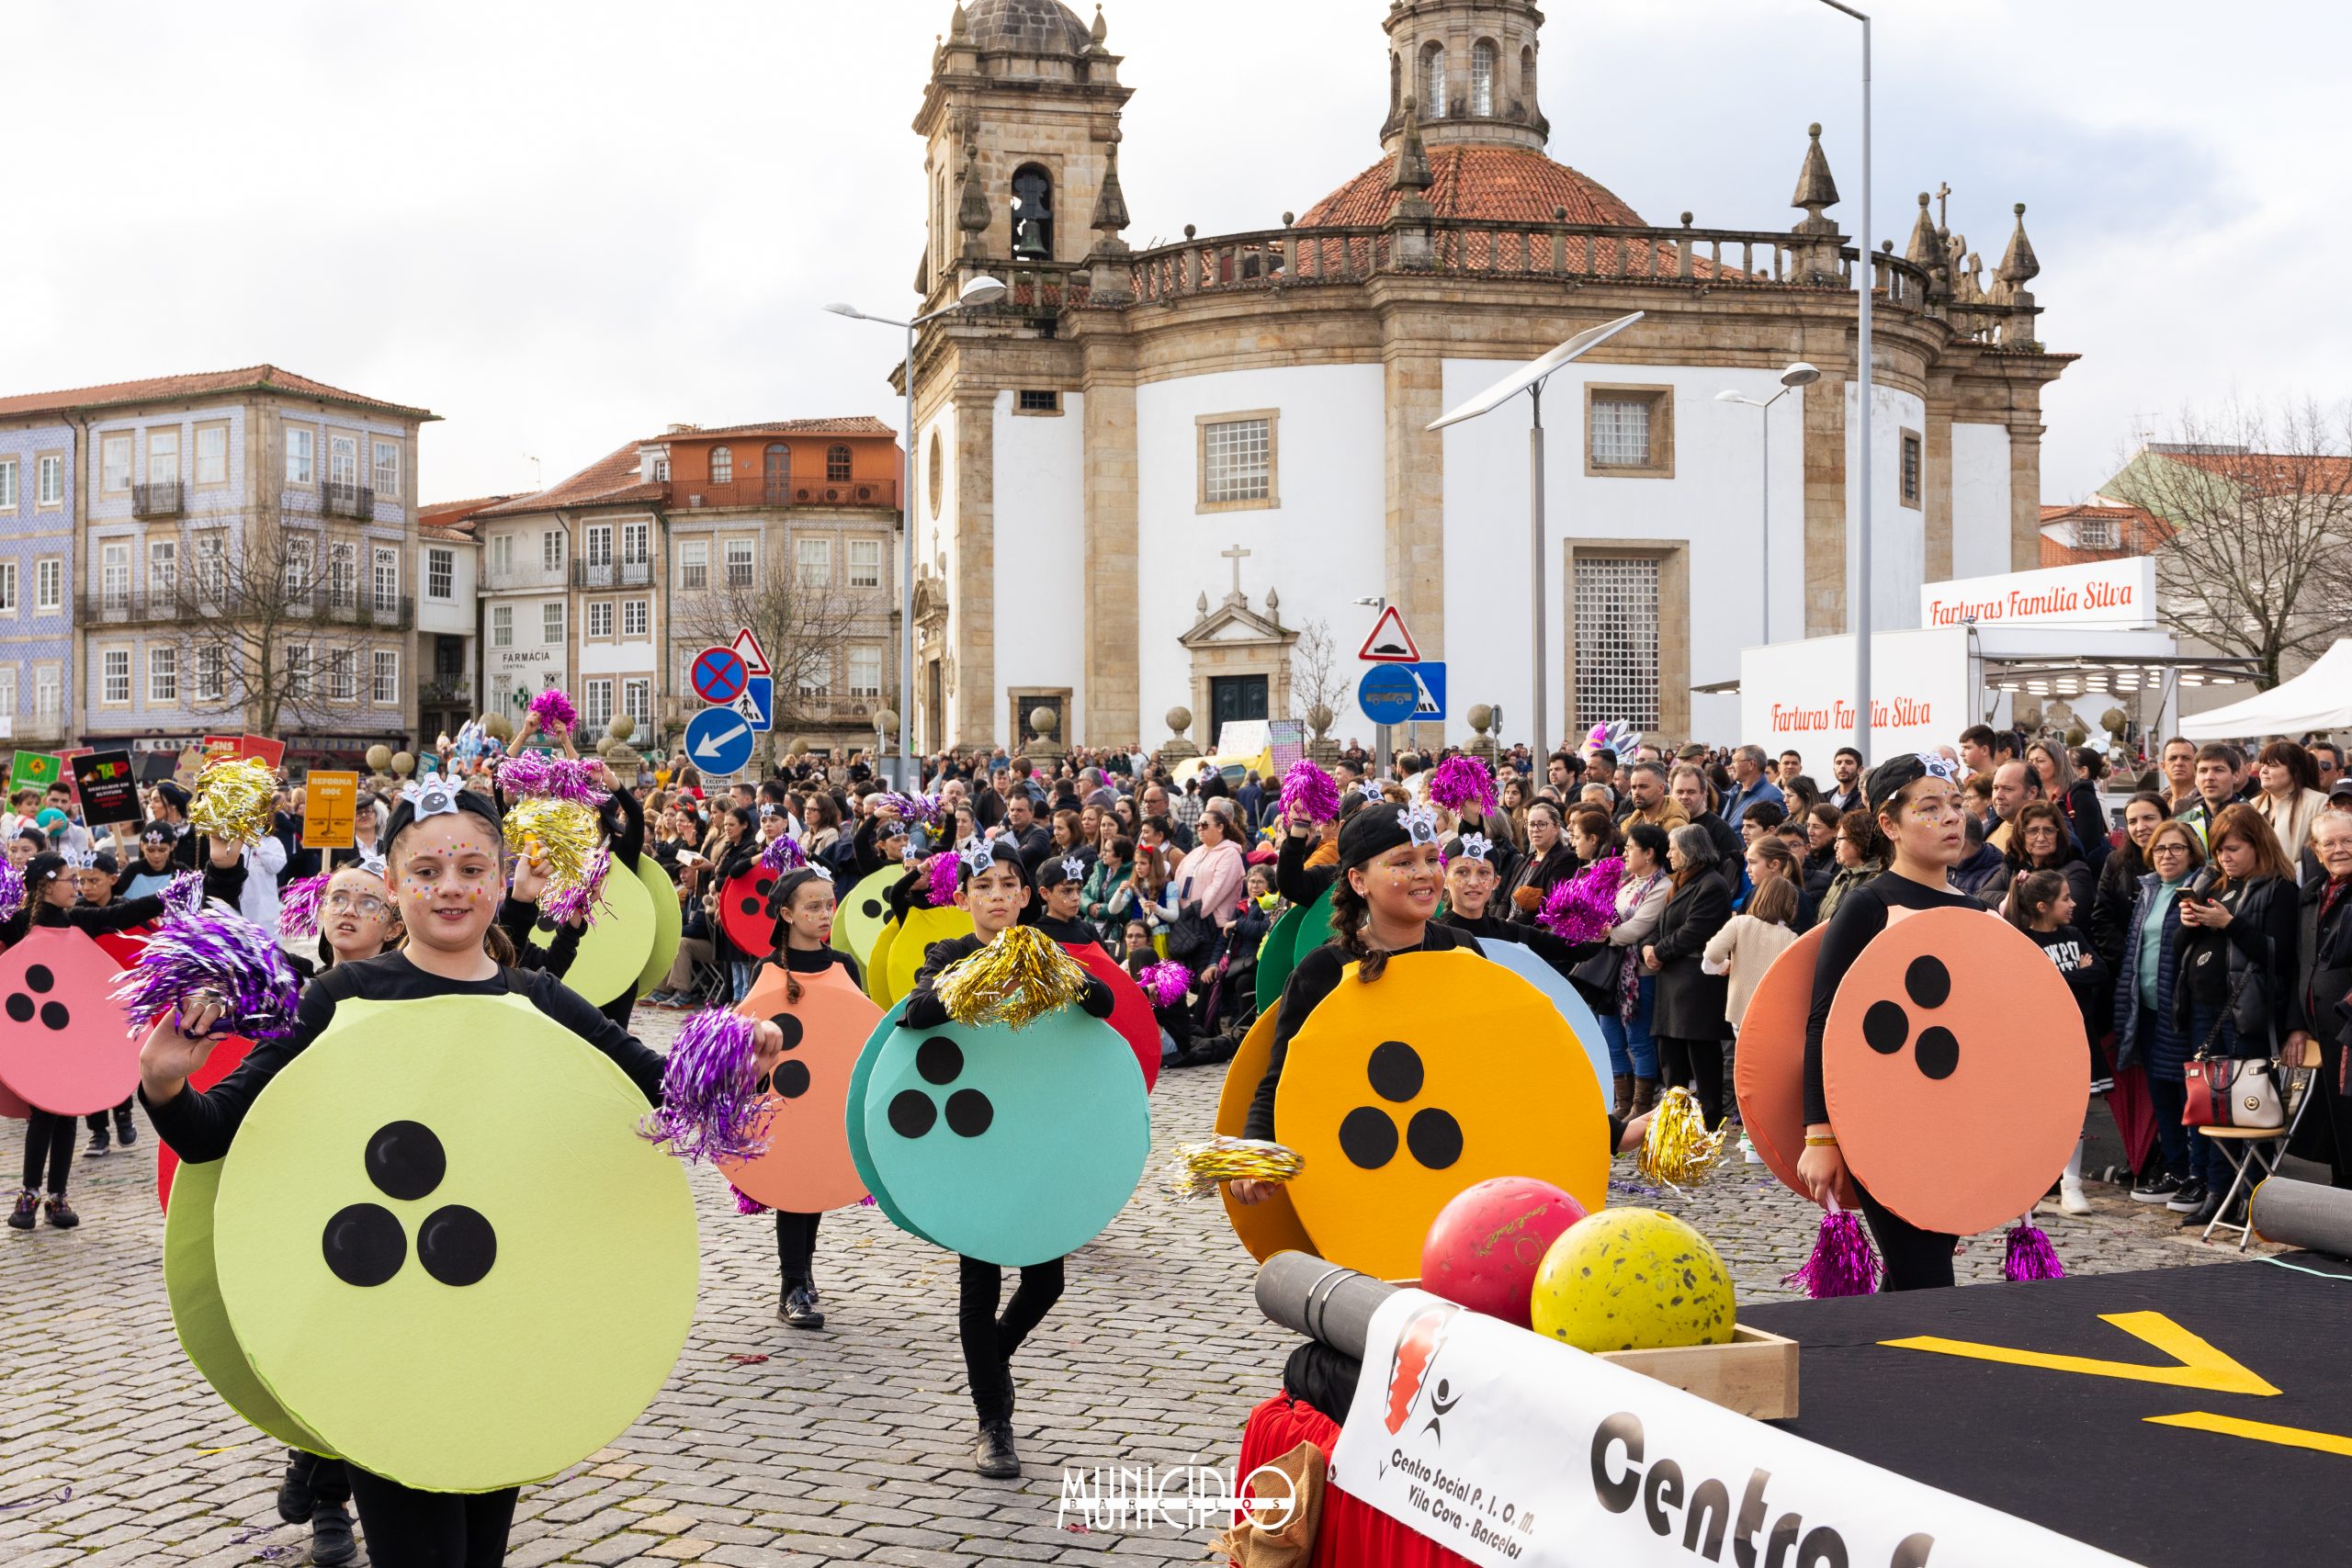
[0,363,435,422]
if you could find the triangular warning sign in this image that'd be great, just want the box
[730,627,772,676]
[1357,604,1420,662]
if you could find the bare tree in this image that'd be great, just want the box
[672,563,877,772]
[1290,617,1347,727]
[162,514,397,736]
[2104,399,2352,688]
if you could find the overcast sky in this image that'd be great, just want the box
[7,1,2344,506]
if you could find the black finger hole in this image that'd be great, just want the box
[1406,1108,1464,1169]
[755,876,775,897]
[321,1203,405,1287]
[1861,1000,1909,1055]
[771,1015,804,1052]
[888,1090,937,1138]
[861,898,881,918]
[39,1002,68,1031]
[753,1071,772,1095]
[1905,955,1951,1010]
[772,1060,812,1100]
[364,1121,447,1202]
[416,1205,497,1287]
[1339,1107,1399,1169]
[1914,1025,1960,1080]
[24,964,53,994]
[1365,1040,1424,1102]
[739,897,762,917]
[6,994,31,1024]
[916,1036,964,1085]
[944,1088,993,1137]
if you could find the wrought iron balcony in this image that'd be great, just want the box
[131,480,184,518]
[571,559,654,590]
[322,480,375,519]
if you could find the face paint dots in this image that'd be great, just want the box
[322,1120,497,1290]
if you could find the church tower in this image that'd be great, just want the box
[913,0,1133,308]
[1380,0,1549,154]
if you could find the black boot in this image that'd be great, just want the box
[781,1283,824,1330]
[310,1501,357,1567]
[974,1417,1021,1479]
[277,1450,317,1524]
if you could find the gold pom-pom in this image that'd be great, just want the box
[188,757,279,847]
[1163,1136,1305,1200]
[1635,1086,1725,1189]
[933,925,1090,1031]
[502,796,599,893]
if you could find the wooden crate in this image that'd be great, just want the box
[1596,1325,1799,1420]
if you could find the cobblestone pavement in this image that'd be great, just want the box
[1,1007,2256,1566]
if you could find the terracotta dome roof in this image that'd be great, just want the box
[964,0,1092,55]
[1300,145,1645,230]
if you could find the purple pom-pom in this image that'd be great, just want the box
[927,852,962,908]
[876,792,942,827]
[1427,755,1498,818]
[1782,1203,1881,1298]
[0,858,24,923]
[526,688,578,734]
[1538,854,1624,944]
[277,873,332,942]
[112,898,302,1043]
[759,836,808,874]
[494,752,607,806]
[1136,960,1193,1008]
[2002,1219,2065,1281]
[729,1182,770,1216]
[542,844,614,929]
[160,869,207,917]
[1278,760,1340,824]
[639,1009,770,1165]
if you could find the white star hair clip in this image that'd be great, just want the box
[1061,855,1086,884]
[1917,751,1962,784]
[355,850,389,880]
[1402,805,1441,846]
[1460,832,1494,863]
[962,840,997,875]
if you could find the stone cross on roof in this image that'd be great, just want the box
[1221,543,1251,603]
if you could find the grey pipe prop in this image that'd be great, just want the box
[2251,1176,2352,1257]
[1256,1252,1401,1361]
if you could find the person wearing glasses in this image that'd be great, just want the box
[2110,820,2205,1209]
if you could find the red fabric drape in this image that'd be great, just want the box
[1230,1393,1474,1568]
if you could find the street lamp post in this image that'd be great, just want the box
[1814,0,1873,758]
[1429,312,1645,772]
[823,274,1006,789]
[1715,363,1821,647]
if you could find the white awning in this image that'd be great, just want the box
[2178,640,2352,740]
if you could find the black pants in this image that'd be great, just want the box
[21,1110,74,1194]
[597,987,638,1035]
[1854,1179,1957,1292]
[287,1449,352,1506]
[957,1254,1064,1423]
[775,1210,820,1286]
[85,1096,133,1135]
[1655,1036,1725,1128]
[345,1467,517,1568]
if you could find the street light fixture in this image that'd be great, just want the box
[1811,0,1873,758]
[1715,361,1820,646]
[821,274,1007,788]
[1428,311,1645,773]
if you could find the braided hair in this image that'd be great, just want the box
[1329,871,1391,985]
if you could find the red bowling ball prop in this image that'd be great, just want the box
[1418,1176,1589,1327]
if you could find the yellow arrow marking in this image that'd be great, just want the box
[1882,1311,2278,1396]
[2147,1412,2352,1456]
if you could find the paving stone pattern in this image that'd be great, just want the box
[0,1008,2245,1565]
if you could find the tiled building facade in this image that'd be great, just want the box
[0,415,75,748]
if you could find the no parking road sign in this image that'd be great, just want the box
[691,647,750,705]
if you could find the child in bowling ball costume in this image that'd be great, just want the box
[760,865,866,1331]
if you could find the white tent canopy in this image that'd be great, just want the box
[2178,639,2352,740]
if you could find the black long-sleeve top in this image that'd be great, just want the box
[3,853,247,946]
[2028,922,2107,1051]
[1436,908,1586,975]
[601,786,646,865]
[902,932,1114,1032]
[492,894,583,976]
[1274,832,1337,908]
[1803,873,1983,1124]
[141,953,665,1166]
[777,940,865,991]
[2175,873,2303,1041]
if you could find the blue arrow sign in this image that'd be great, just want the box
[1358,660,1445,726]
[729,675,774,732]
[684,706,755,777]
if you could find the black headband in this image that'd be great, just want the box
[1338,801,1442,872]
[1863,752,1961,817]
[381,787,506,859]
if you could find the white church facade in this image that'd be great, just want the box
[904,0,2069,752]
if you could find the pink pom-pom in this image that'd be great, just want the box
[1278,760,1340,823]
[927,852,962,908]
[495,752,607,806]
[759,836,808,874]
[730,1182,770,1216]
[2002,1219,2065,1281]
[277,873,332,942]
[527,688,578,734]
[1136,960,1193,1008]
[1783,1202,1880,1298]
[1538,854,1624,944]
[1427,755,1497,818]
[639,1010,769,1165]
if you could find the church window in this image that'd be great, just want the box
[1471,40,1496,116]
[1575,557,1661,733]
[826,444,853,481]
[709,446,733,485]
[1010,164,1054,261]
[1899,429,1923,508]
[927,429,944,519]
[1585,385,1674,479]
[1015,389,1061,413]
[1197,411,1278,513]
[1420,42,1447,116]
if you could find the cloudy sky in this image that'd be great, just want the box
[7,1,2344,504]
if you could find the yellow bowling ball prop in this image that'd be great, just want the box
[873,905,975,1008]
[1529,1208,1736,1354]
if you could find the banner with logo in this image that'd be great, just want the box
[1739,626,1971,763]
[70,750,144,829]
[8,750,62,794]
[1329,1289,2131,1568]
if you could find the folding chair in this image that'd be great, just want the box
[2197,1034,2324,1249]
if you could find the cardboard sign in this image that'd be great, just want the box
[302,772,360,849]
[202,736,243,765]
[7,750,62,794]
[239,734,287,767]
[71,750,144,828]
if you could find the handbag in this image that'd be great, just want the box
[1164,900,1220,967]
[2182,962,2283,1129]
